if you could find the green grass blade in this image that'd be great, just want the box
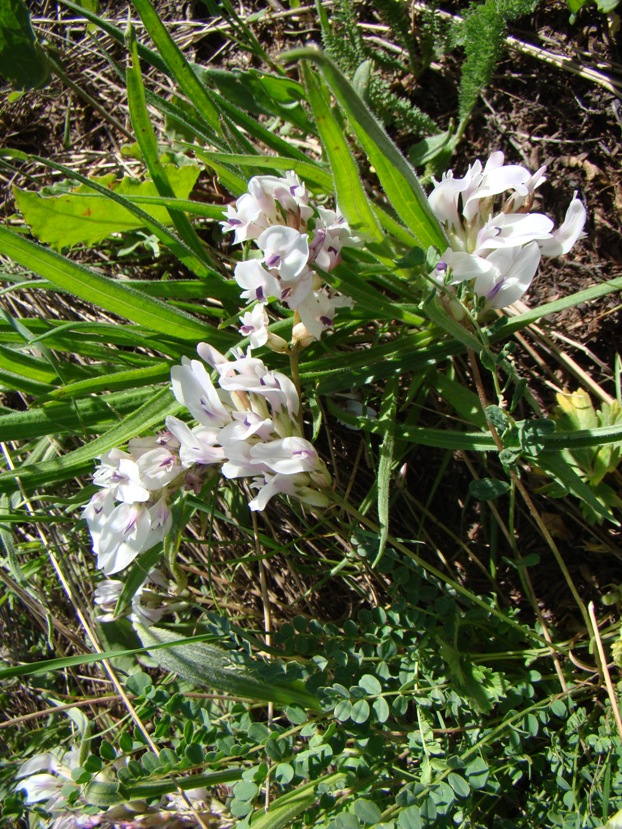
[0,342,59,385]
[126,30,217,269]
[0,226,213,341]
[0,368,55,396]
[281,47,447,251]
[45,364,171,400]
[0,386,179,492]
[86,769,244,808]
[373,376,398,566]
[301,62,383,241]
[492,276,622,339]
[130,0,223,130]
[248,788,318,829]
[190,149,333,192]
[0,387,159,441]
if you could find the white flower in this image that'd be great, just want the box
[167,343,332,513]
[538,193,587,256]
[309,207,361,271]
[95,569,182,626]
[257,226,310,282]
[221,172,313,241]
[170,358,232,429]
[16,749,81,810]
[94,501,152,575]
[234,258,281,304]
[239,303,269,349]
[429,152,586,308]
[164,416,225,467]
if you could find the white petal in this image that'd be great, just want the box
[538,195,587,256]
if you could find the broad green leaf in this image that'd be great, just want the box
[431,370,487,428]
[537,450,618,524]
[0,0,50,90]
[0,226,213,341]
[469,478,510,501]
[281,48,447,251]
[14,166,200,250]
[135,623,322,710]
[14,153,217,277]
[202,66,314,133]
[301,62,382,242]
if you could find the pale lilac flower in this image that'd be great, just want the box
[234,258,281,304]
[94,568,183,626]
[239,303,269,349]
[309,207,361,271]
[135,446,184,489]
[297,288,354,341]
[473,241,542,309]
[224,174,354,341]
[257,226,310,282]
[164,416,225,467]
[170,358,231,429]
[249,471,331,511]
[94,501,152,575]
[16,749,81,810]
[538,193,587,256]
[221,172,313,241]
[429,151,586,309]
[168,344,332,513]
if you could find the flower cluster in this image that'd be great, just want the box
[222,171,358,343]
[428,151,586,309]
[82,434,182,575]
[165,342,332,511]
[16,746,215,829]
[94,568,185,626]
[83,345,332,576]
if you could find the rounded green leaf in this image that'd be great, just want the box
[350,699,371,724]
[358,674,382,695]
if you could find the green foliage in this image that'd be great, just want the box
[0,0,50,90]
[14,164,200,251]
[316,0,439,137]
[457,0,539,125]
[567,0,620,17]
[0,4,619,829]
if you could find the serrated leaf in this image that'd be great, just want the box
[14,166,199,250]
